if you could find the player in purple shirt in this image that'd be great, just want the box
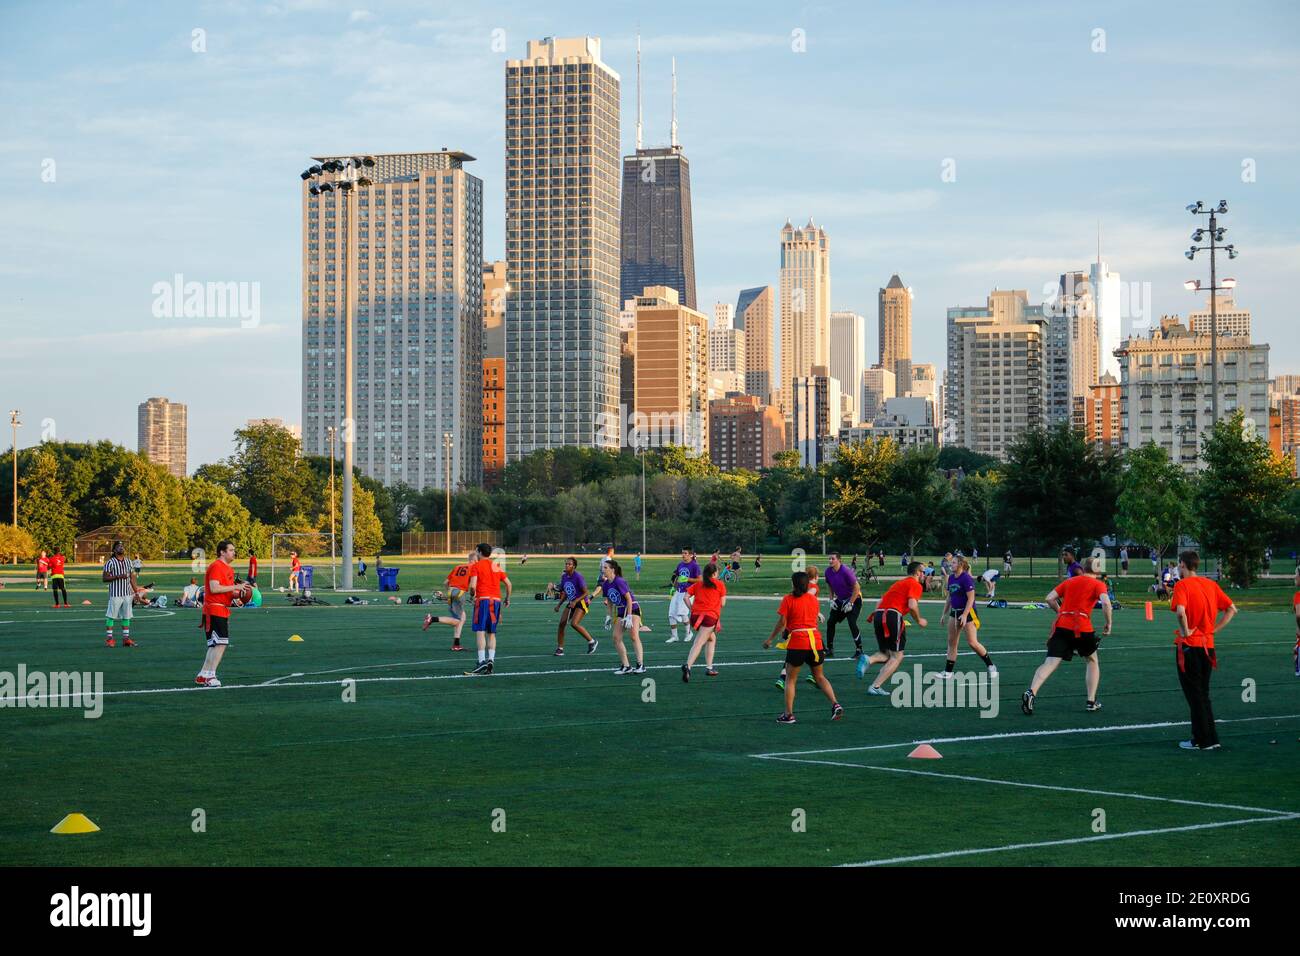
[941,555,997,677]
[823,552,864,658]
[1062,548,1084,578]
[553,557,598,657]
[600,560,645,675]
[666,547,703,645]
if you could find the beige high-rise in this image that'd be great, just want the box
[736,285,774,403]
[628,286,709,455]
[779,220,830,417]
[878,274,912,392]
[1188,293,1251,339]
[138,397,187,478]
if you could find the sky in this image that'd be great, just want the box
[2,0,1299,469]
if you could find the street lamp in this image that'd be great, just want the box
[1184,199,1240,425]
[8,409,19,530]
[302,155,375,589]
[444,432,454,556]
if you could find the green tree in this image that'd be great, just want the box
[19,449,78,552]
[107,456,192,557]
[936,446,999,475]
[0,524,37,562]
[1194,411,1295,586]
[883,445,954,555]
[221,423,313,525]
[1115,443,1190,566]
[692,478,768,551]
[822,437,900,552]
[185,477,253,555]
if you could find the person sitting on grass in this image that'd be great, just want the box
[180,577,201,607]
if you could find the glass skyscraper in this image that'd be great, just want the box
[620,145,696,310]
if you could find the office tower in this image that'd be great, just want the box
[779,219,831,416]
[709,394,785,471]
[1056,269,1100,403]
[301,149,483,489]
[482,260,507,486]
[861,364,896,423]
[1090,251,1122,380]
[829,310,866,425]
[708,322,746,398]
[713,301,734,330]
[620,53,696,309]
[907,362,941,435]
[791,366,841,467]
[736,285,774,402]
[946,289,1050,460]
[506,36,621,456]
[878,274,912,392]
[137,397,187,478]
[1116,316,1269,472]
[627,286,709,455]
[1188,293,1251,339]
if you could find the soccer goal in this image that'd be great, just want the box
[270,532,338,592]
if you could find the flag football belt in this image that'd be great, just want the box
[1057,609,1092,640]
[1174,630,1217,672]
[789,627,821,663]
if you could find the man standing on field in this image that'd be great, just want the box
[102,540,140,648]
[466,543,512,676]
[1170,550,1236,750]
[197,540,248,688]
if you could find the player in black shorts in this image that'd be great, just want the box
[1022,558,1112,715]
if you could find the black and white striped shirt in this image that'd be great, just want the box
[104,557,134,597]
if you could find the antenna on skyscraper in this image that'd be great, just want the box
[636,32,643,151]
[670,56,678,148]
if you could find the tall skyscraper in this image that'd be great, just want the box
[482,260,507,486]
[506,36,621,457]
[792,366,841,467]
[829,310,865,425]
[301,150,483,489]
[736,285,774,402]
[626,286,709,455]
[1090,251,1122,381]
[878,274,912,393]
[779,219,831,417]
[137,397,187,478]
[1056,269,1100,403]
[620,52,696,309]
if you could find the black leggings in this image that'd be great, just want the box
[52,577,68,605]
[826,597,863,651]
[1177,646,1219,748]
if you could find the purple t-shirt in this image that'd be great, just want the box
[1066,561,1083,578]
[560,570,587,602]
[947,571,975,611]
[824,563,858,601]
[673,560,701,592]
[603,576,636,612]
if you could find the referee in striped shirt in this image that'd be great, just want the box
[103,541,139,647]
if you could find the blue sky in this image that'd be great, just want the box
[2,0,1298,469]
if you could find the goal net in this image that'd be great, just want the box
[270,532,338,591]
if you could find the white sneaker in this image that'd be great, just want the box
[203,677,222,688]
[665,635,679,644]
[987,665,999,676]
[937,671,954,680]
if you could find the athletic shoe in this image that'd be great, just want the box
[1203,743,1222,750]
[681,664,690,683]
[867,685,888,697]
[824,648,835,658]
[640,624,653,632]
[612,664,632,675]
[937,670,954,680]
[204,677,221,688]
[1021,690,1036,715]
[831,702,844,721]
[194,675,207,685]
[63,604,71,608]
[466,661,493,676]
[632,662,647,674]
[773,677,785,690]
[1085,699,1102,712]
[553,647,565,656]
[776,713,797,725]
[705,667,719,677]
[665,635,679,644]
[451,643,465,651]
[586,639,599,655]
[855,655,869,679]
[123,638,137,647]
[422,614,433,631]
[852,648,863,660]
[104,638,116,648]
[1178,740,1200,750]
[485,661,495,675]
[805,675,817,686]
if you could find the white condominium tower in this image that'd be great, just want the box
[779,219,831,417]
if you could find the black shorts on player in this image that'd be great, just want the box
[784,648,823,667]
[1046,627,1099,660]
[872,608,906,653]
[205,616,231,647]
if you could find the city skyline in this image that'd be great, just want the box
[3,2,1299,468]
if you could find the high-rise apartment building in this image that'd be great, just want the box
[1091,257,1122,380]
[709,394,785,472]
[1077,372,1122,451]
[301,149,483,489]
[736,285,774,402]
[1056,270,1100,404]
[138,397,187,478]
[878,274,912,393]
[713,302,734,330]
[861,364,896,423]
[505,36,621,457]
[1188,293,1251,339]
[779,220,831,417]
[626,286,709,455]
[708,323,746,398]
[829,310,866,426]
[482,260,507,485]
[791,366,841,467]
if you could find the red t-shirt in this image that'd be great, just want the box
[877,577,922,615]
[205,560,235,619]
[248,556,258,576]
[37,557,49,573]
[446,564,471,590]
[470,558,508,601]
[1170,576,1233,649]
[50,554,65,575]
[290,555,301,572]
[1053,575,1108,634]
[779,592,823,650]
[686,579,726,617]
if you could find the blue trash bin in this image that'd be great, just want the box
[378,567,399,592]
[300,566,314,590]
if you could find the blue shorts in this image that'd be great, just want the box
[473,598,502,634]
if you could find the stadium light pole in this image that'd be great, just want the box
[1183,200,1239,425]
[302,156,375,589]
[638,439,648,556]
[8,409,19,529]
[326,425,337,571]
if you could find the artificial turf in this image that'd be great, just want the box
[1,556,1297,866]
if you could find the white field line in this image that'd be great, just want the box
[0,608,176,624]
[840,814,1300,867]
[756,753,1296,816]
[751,712,1300,759]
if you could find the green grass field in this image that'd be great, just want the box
[2,556,1298,866]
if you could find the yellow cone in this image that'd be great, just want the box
[51,813,100,834]
[288,635,303,642]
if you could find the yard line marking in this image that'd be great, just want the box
[258,672,305,686]
[751,712,1300,758]
[757,754,1296,816]
[840,814,1300,867]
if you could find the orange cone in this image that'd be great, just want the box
[81,600,92,605]
[1144,601,1153,621]
[908,744,942,759]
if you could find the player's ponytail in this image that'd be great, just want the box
[703,562,717,589]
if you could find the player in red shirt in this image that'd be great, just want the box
[1292,567,1300,678]
[763,571,842,723]
[465,543,512,676]
[1170,550,1236,750]
[247,551,259,586]
[424,550,473,650]
[196,540,250,687]
[857,561,928,695]
[289,551,302,592]
[682,563,727,681]
[36,551,49,590]
[49,549,69,607]
[1022,557,1112,715]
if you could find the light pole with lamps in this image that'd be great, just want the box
[443,432,454,555]
[326,425,337,571]
[8,410,19,529]
[1183,200,1239,425]
[302,156,375,589]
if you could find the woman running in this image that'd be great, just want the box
[765,571,843,723]
[941,555,997,677]
[600,560,645,675]
[682,562,726,681]
[553,557,598,656]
